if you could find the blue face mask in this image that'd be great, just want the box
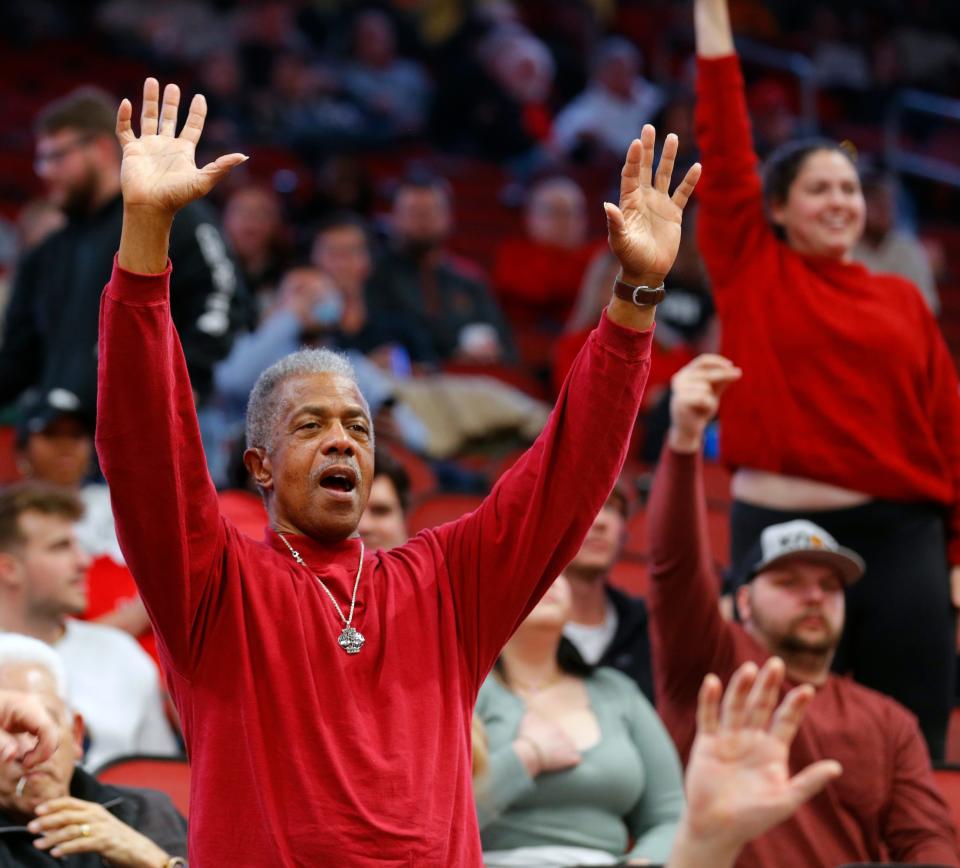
[313,295,344,327]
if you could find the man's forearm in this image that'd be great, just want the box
[118,207,174,274]
[695,0,736,58]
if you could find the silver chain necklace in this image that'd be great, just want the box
[278,533,366,654]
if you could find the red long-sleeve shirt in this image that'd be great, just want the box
[95,260,652,867]
[648,446,960,868]
[696,55,960,563]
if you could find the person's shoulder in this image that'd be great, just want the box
[588,665,645,702]
[829,674,918,730]
[115,783,184,817]
[61,619,154,665]
[442,252,486,284]
[17,224,69,270]
[606,583,647,617]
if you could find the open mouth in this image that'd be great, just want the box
[319,466,358,494]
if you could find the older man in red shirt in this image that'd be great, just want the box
[95,77,700,867]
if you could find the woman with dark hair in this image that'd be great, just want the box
[693,0,960,759]
[474,575,684,866]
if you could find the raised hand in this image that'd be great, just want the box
[667,354,742,452]
[117,78,246,217]
[604,124,701,287]
[669,659,842,868]
[0,689,59,768]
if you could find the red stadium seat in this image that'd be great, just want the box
[95,754,191,816]
[407,493,485,534]
[386,444,438,500]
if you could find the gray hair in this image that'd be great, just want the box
[0,633,68,701]
[245,348,368,451]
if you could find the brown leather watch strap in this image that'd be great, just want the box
[613,278,666,307]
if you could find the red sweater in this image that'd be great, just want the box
[648,447,960,868]
[95,261,652,867]
[696,55,960,563]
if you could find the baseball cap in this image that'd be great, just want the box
[16,388,93,447]
[740,519,865,587]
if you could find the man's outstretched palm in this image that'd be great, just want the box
[605,124,701,283]
[117,78,246,215]
[684,659,842,852]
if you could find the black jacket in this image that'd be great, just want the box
[0,194,246,408]
[0,767,187,867]
[596,584,656,705]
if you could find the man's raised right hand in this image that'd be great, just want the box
[667,354,741,453]
[117,78,246,218]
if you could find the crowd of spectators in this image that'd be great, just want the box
[1,0,960,865]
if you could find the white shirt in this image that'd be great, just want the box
[54,619,179,770]
[76,484,125,564]
[562,600,619,665]
[552,80,666,157]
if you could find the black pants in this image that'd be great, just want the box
[731,499,955,762]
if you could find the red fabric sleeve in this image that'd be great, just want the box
[647,447,739,710]
[694,55,773,291]
[434,311,653,688]
[882,707,960,864]
[96,258,226,679]
[924,315,960,565]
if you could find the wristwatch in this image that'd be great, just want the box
[613,277,666,307]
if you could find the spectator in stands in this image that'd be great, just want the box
[14,200,64,255]
[341,10,431,141]
[365,174,515,365]
[431,25,553,166]
[0,86,245,415]
[309,211,432,362]
[0,482,178,770]
[492,177,599,349]
[647,353,960,866]
[213,266,428,456]
[694,0,960,759]
[0,688,57,768]
[667,657,843,868]
[310,212,372,341]
[474,574,684,866]
[552,37,666,164]
[222,184,288,310]
[0,634,187,866]
[562,481,655,703]
[14,392,153,657]
[358,449,410,552]
[853,171,940,314]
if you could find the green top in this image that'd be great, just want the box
[474,667,684,864]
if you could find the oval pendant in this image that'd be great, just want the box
[338,626,365,655]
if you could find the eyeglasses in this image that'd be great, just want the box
[34,134,96,172]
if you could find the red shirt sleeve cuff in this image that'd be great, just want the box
[106,254,172,305]
[595,309,654,362]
